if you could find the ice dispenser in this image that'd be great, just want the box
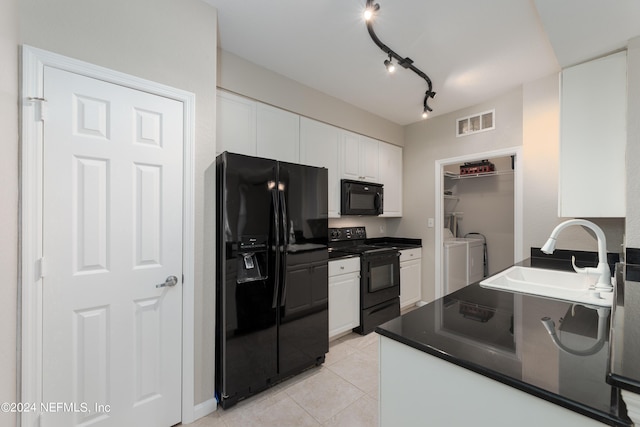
[237,235,268,283]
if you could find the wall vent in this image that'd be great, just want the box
[456,109,495,137]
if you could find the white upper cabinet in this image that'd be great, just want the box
[378,142,403,217]
[559,51,626,217]
[216,90,256,156]
[216,90,300,162]
[360,136,380,182]
[216,91,404,217]
[341,130,361,180]
[299,117,340,218]
[257,103,300,163]
[340,130,379,182]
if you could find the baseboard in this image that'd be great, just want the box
[192,397,217,422]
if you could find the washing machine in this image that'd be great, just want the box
[443,230,484,295]
[443,239,468,294]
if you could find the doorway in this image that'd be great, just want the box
[21,46,196,426]
[434,147,523,299]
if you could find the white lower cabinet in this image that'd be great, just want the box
[328,257,360,339]
[399,248,421,309]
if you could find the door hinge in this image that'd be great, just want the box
[37,257,47,280]
[28,97,48,121]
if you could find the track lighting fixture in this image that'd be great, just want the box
[384,54,395,73]
[363,0,436,118]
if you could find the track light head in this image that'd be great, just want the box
[422,90,436,119]
[364,2,379,21]
[384,54,395,73]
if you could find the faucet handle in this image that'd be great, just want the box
[571,256,588,274]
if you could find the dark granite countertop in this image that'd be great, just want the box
[376,258,631,426]
[328,237,421,260]
[608,262,640,394]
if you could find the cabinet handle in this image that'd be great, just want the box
[340,266,345,270]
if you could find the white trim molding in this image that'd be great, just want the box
[434,146,523,300]
[20,45,197,426]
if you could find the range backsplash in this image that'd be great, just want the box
[329,216,391,238]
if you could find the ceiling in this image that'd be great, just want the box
[204,0,640,126]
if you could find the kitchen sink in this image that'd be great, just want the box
[479,266,613,307]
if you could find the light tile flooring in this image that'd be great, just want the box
[187,332,381,427]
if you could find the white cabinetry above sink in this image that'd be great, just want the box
[559,51,626,217]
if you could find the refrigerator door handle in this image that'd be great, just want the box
[271,186,280,309]
[279,187,289,246]
[279,188,288,306]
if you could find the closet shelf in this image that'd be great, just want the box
[444,194,458,200]
[444,170,514,180]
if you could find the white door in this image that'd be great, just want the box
[41,66,183,426]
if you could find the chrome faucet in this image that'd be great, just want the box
[540,219,612,293]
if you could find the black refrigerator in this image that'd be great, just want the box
[215,152,329,409]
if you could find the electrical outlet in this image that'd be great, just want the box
[427,218,434,228]
[379,225,385,234]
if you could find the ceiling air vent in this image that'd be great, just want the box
[456,109,495,137]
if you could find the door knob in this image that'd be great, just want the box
[156,275,179,288]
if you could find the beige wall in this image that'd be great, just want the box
[18,0,218,406]
[1,0,19,424]
[398,87,524,302]
[217,49,405,147]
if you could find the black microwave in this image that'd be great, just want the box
[340,179,383,216]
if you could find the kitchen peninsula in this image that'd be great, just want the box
[376,259,632,426]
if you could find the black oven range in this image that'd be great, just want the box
[328,227,401,335]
